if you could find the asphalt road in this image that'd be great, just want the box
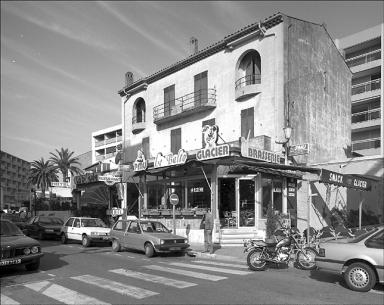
[1,240,383,304]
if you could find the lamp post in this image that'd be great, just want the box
[276,126,292,165]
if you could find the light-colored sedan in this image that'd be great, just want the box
[315,226,384,292]
[110,219,189,257]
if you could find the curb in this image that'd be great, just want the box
[187,250,241,262]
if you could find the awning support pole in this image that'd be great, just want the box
[131,177,144,198]
[201,166,212,192]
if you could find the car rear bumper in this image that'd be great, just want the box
[89,236,110,242]
[0,253,44,267]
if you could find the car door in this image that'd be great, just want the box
[63,217,75,239]
[70,218,82,241]
[112,220,127,246]
[364,229,384,281]
[26,216,37,236]
[124,221,142,250]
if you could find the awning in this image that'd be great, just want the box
[219,164,302,179]
[319,169,373,191]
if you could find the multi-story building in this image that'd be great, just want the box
[92,124,122,167]
[0,150,30,210]
[335,24,383,157]
[117,13,352,243]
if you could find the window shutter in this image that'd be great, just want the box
[142,137,150,158]
[171,128,181,154]
[241,107,254,139]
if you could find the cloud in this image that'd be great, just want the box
[2,133,56,150]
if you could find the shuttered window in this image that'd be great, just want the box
[194,71,208,105]
[202,118,216,148]
[241,107,254,139]
[171,128,181,154]
[164,85,175,117]
[142,137,150,158]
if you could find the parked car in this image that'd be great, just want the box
[0,219,44,271]
[315,225,384,292]
[110,219,190,257]
[0,213,28,230]
[60,217,111,247]
[24,216,64,240]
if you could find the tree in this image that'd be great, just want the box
[28,158,59,198]
[49,148,83,181]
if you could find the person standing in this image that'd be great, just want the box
[203,208,214,253]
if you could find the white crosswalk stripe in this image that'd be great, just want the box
[72,274,159,299]
[110,268,197,288]
[192,260,249,269]
[167,262,253,275]
[24,280,110,305]
[145,264,227,281]
[1,294,20,305]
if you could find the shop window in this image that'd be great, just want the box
[241,107,254,138]
[262,178,272,218]
[188,179,211,209]
[171,128,181,154]
[164,85,175,117]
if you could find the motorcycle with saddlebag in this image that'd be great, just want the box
[244,227,317,271]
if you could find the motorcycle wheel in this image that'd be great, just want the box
[296,247,317,270]
[247,249,267,271]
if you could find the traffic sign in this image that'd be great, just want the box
[289,143,310,156]
[169,193,179,205]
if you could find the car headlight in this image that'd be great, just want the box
[31,246,39,254]
[23,248,31,255]
[184,239,188,243]
[160,240,165,245]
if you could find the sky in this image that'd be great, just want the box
[1,1,383,163]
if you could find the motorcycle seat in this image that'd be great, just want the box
[256,240,277,247]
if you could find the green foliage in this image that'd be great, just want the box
[28,158,59,198]
[49,148,83,180]
[266,205,279,238]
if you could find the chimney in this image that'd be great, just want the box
[189,37,198,55]
[125,72,133,87]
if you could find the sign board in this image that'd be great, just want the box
[154,149,188,168]
[196,124,230,161]
[133,150,148,171]
[74,173,98,185]
[98,175,122,186]
[169,193,179,205]
[319,169,371,191]
[289,143,310,156]
[241,138,282,164]
[118,164,132,171]
[51,182,70,188]
[108,208,124,216]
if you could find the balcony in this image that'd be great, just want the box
[352,137,381,155]
[95,140,105,147]
[132,116,146,133]
[352,108,381,130]
[352,79,381,100]
[153,88,216,125]
[235,74,261,100]
[346,49,381,71]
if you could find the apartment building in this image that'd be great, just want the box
[336,24,384,157]
[117,13,352,243]
[0,150,30,210]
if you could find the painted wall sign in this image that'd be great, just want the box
[196,124,230,161]
[319,169,371,191]
[154,149,188,168]
[240,138,282,164]
[133,149,148,172]
[74,173,99,185]
[289,143,310,156]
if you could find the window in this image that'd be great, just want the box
[113,221,127,232]
[188,179,211,209]
[73,218,80,228]
[194,71,208,105]
[202,119,215,148]
[164,85,175,117]
[133,98,146,123]
[241,107,254,138]
[171,128,181,154]
[365,230,384,249]
[142,137,150,158]
[128,221,139,233]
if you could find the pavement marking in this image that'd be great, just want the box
[145,265,227,281]
[193,260,249,269]
[72,274,158,299]
[1,294,20,305]
[369,289,384,295]
[110,268,197,288]
[167,262,253,275]
[24,280,110,305]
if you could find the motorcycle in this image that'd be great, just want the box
[244,227,318,271]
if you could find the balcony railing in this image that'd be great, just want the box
[153,88,216,123]
[105,137,117,144]
[352,108,381,123]
[132,116,146,124]
[235,74,261,90]
[346,49,381,68]
[95,140,105,147]
[352,137,381,151]
[352,79,381,95]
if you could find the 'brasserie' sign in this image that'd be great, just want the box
[196,125,230,161]
[241,138,282,164]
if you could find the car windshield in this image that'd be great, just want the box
[140,221,170,233]
[39,217,64,225]
[81,218,107,228]
[1,214,22,222]
[0,220,24,236]
[347,227,380,243]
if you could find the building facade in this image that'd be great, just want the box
[92,124,122,166]
[0,150,31,211]
[117,13,351,243]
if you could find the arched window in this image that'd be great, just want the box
[235,50,261,89]
[133,98,146,123]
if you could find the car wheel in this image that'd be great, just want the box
[38,231,44,240]
[112,239,121,252]
[82,235,91,247]
[145,243,155,258]
[61,233,68,244]
[344,262,376,292]
[25,259,40,271]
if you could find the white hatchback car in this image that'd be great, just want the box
[60,217,111,247]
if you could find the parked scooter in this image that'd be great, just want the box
[244,227,317,271]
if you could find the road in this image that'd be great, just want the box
[1,240,383,304]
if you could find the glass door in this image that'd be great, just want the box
[238,178,256,227]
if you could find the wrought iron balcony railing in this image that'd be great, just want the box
[235,74,261,90]
[352,108,381,123]
[352,79,381,95]
[352,137,381,151]
[132,116,146,124]
[346,49,381,68]
[153,88,216,123]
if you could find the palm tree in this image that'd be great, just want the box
[28,158,59,198]
[49,148,83,181]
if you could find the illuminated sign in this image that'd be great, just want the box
[196,125,230,161]
[241,138,282,164]
[98,175,122,186]
[154,149,188,168]
[133,149,148,171]
[74,173,98,185]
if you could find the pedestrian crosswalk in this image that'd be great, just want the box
[1,258,250,304]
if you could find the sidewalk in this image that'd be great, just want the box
[187,242,247,262]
